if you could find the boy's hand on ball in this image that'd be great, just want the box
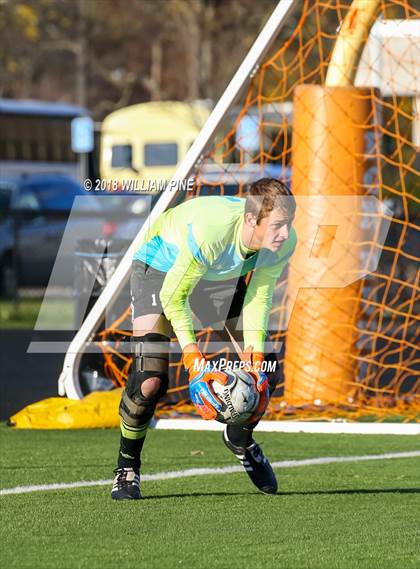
[188,371,229,420]
[245,383,269,424]
[250,370,268,393]
[183,344,228,420]
[243,345,268,392]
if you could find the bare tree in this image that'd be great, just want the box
[1,0,279,119]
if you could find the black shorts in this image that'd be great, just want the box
[130,260,247,331]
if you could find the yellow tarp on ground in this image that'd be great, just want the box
[9,389,122,429]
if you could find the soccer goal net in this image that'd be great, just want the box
[60,0,419,423]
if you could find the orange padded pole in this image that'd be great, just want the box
[284,85,373,405]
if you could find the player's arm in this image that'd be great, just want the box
[159,246,207,350]
[242,267,279,354]
[242,245,296,359]
[239,258,291,417]
[159,245,228,419]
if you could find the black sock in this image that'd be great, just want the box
[226,424,254,448]
[117,434,146,470]
[117,413,153,470]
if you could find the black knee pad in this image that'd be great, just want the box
[119,333,170,427]
[128,333,170,397]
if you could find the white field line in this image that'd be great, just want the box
[1,450,419,496]
[154,419,420,436]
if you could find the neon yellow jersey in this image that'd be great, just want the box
[134,196,296,351]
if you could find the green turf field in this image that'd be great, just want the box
[0,425,419,569]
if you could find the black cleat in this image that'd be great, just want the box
[223,427,278,494]
[111,467,141,500]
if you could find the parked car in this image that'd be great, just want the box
[92,190,154,242]
[0,173,111,295]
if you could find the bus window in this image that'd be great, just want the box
[0,116,16,160]
[111,144,133,168]
[144,143,178,166]
[0,99,93,180]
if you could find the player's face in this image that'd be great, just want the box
[255,209,293,252]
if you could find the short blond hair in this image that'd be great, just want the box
[245,178,295,224]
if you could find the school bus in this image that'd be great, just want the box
[100,101,210,187]
[0,98,92,181]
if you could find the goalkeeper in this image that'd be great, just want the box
[112,178,296,500]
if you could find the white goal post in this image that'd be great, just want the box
[58,0,300,399]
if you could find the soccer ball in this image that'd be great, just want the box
[211,370,260,425]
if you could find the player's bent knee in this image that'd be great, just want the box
[119,333,169,428]
[140,376,161,398]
